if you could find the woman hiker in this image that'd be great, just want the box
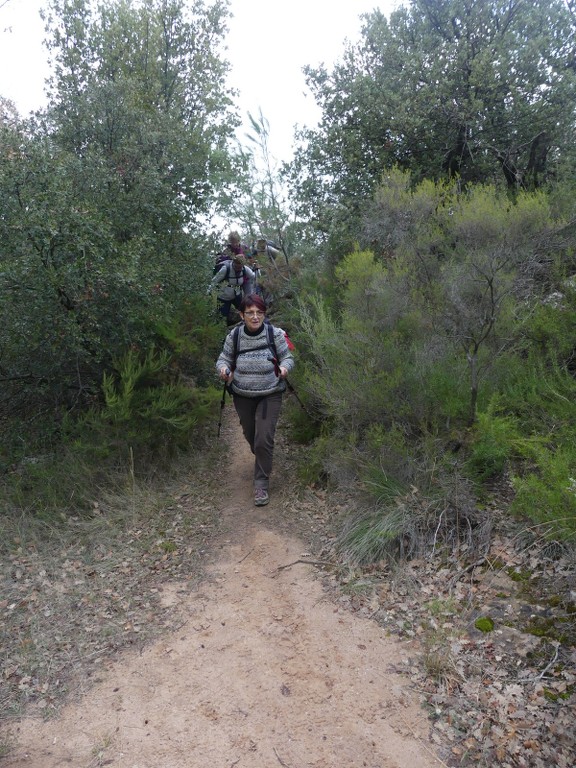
[216,294,295,506]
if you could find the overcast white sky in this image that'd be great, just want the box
[0,0,399,162]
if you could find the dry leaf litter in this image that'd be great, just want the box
[1,428,575,767]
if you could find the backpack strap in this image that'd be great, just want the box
[225,264,246,284]
[231,325,241,371]
[266,323,280,376]
[266,322,278,360]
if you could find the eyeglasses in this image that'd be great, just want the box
[244,311,265,318]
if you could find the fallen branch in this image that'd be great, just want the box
[273,747,292,767]
[448,557,487,590]
[237,548,254,564]
[520,643,561,684]
[272,558,337,576]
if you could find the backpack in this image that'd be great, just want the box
[213,253,230,276]
[254,239,280,260]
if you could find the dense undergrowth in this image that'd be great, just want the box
[2,176,576,562]
[282,175,576,557]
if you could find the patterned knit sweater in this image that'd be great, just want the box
[216,323,295,398]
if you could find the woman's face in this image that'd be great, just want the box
[242,304,265,331]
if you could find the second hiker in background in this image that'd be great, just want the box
[245,252,264,298]
[254,236,281,262]
[208,255,255,324]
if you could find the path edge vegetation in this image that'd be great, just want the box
[2,0,576,764]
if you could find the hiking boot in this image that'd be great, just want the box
[254,488,269,506]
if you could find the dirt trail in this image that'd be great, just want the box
[5,411,442,768]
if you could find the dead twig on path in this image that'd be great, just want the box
[273,747,292,767]
[448,557,487,590]
[237,548,254,564]
[272,558,337,577]
[519,642,561,684]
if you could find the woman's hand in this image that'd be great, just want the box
[278,366,288,379]
[219,367,233,382]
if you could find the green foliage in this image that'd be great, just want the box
[337,506,410,566]
[510,447,576,538]
[466,409,520,482]
[1,347,219,519]
[419,360,470,424]
[295,236,474,445]
[0,0,238,433]
[296,272,405,435]
[291,169,576,544]
[2,453,86,520]
[337,459,483,565]
[154,295,226,386]
[294,434,334,486]
[524,285,576,363]
[362,168,450,264]
[288,0,576,236]
[285,399,322,445]
[69,347,218,464]
[467,351,576,535]
[327,413,485,565]
[361,424,414,488]
[493,348,576,442]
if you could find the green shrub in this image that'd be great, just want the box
[0,346,220,520]
[294,434,333,486]
[68,347,218,464]
[155,295,225,386]
[463,355,576,537]
[338,505,410,565]
[285,397,322,445]
[338,447,484,565]
[510,446,576,537]
[466,409,520,481]
[524,287,576,363]
[362,423,413,483]
[404,348,470,430]
[2,452,92,519]
[497,356,576,437]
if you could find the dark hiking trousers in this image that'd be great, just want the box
[233,391,283,490]
[217,293,242,318]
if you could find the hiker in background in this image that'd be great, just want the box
[254,237,281,262]
[245,252,264,297]
[225,230,248,258]
[208,255,255,323]
[216,294,294,506]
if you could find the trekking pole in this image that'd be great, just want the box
[285,377,308,413]
[217,369,230,438]
[268,356,309,414]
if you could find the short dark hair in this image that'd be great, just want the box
[240,294,266,313]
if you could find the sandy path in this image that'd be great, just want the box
[4,411,442,768]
